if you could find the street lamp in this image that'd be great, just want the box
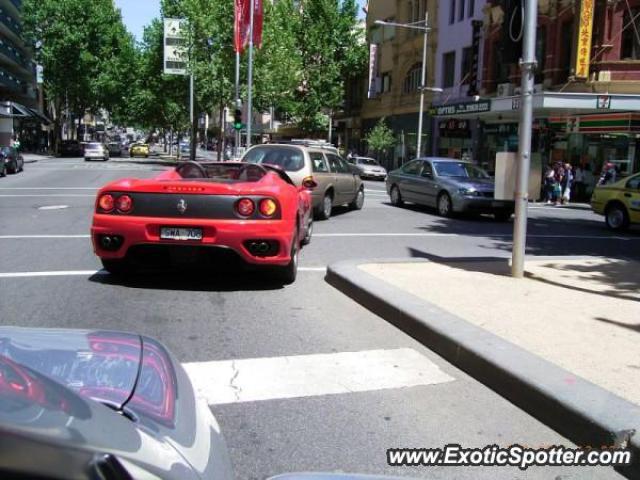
[375,12,438,158]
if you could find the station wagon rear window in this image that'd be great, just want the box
[244,146,305,172]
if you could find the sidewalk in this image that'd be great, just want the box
[326,256,640,478]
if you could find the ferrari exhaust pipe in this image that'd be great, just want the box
[101,236,113,248]
[257,242,269,253]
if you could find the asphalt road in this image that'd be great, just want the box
[1,156,633,480]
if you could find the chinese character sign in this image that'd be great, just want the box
[574,0,594,79]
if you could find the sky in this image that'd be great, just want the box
[115,0,366,42]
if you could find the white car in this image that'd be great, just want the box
[84,142,109,161]
[351,156,387,180]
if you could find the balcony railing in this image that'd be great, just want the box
[0,8,22,37]
[0,38,30,70]
[0,67,25,92]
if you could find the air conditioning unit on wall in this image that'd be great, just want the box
[496,83,514,97]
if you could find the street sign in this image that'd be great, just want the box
[164,18,187,75]
[432,100,491,116]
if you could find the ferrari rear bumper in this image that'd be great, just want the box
[91,214,294,267]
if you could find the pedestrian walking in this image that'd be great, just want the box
[544,165,556,204]
[598,162,617,186]
[561,163,573,204]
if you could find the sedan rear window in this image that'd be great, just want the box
[85,144,102,150]
[244,146,305,172]
[357,158,379,166]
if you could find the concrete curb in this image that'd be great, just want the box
[325,257,640,478]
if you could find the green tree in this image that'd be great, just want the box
[22,0,135,149]
[365,117,396,156]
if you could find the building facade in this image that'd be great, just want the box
[357,0,439,169]
[0,0,43,148]
[476,0,640,177]
[432,0,486,160]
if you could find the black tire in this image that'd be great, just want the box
[9,160,18,174]
[390,185,403,207]
[494,210,513,222]
[301,216,313,246]
[349,187,365,210]
[101,258,130,275]
[316,192,333,220]
[0,164,6,177]
[437,192,453,217]
[605,203,630,231]
[276,232,299,284]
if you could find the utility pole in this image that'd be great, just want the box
[189,72,196,161]
[511,0,538,278]
[235,51,241,157]
[416,10,429,158]
[246,0,255,149]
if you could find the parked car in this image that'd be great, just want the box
[129,143,150,158]
[92,162,313,283]
[386,158,514,221]
[350,156,387,180]
[242,143,364,220]
[84,142,109,161]
[59,139,83,157]
[0,146,23,176]
[0,326,233,480]
[591,172,640,230]
[107,141,122,157]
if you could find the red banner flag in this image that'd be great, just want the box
[253,0,263,49]
[234,0,251,53]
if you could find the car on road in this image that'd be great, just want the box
[591,172,640,230]
[0,146,23,176]
[129,142,150,158]
[348,156,387,180]
[84,142,109,161]
[107,141,123,157]
[242,143,364,220]
[0,326,233,480]
[59,139,83,157]
[91,161,313,283]
[386,158,514,221]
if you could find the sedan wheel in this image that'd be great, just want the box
[0,164,6,177]
[605,204,629,231]
[437,193,453,217]
[390,185,403,206]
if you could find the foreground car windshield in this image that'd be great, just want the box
[433,162,490,179]
[244,146,305,171]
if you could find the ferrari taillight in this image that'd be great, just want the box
[259,198,277,217]
[236,198,255,217]
[116,194,133,213]
[98,194,114,212]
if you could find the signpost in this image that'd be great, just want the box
[574,0,595,80]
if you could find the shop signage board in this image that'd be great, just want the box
[468,20,483,96]
[432,100,491,116]
[575,0,595,79]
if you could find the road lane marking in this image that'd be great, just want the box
[183,348,455,405]
[0,270,103,278]
[0,194,95,197]
[0,187,98,190]
[38,205,70,210]
[0,267,325,278]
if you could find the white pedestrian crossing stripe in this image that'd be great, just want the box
[183,348,454,405]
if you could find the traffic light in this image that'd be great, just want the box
[233,109,243,131]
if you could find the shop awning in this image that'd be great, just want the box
[431,92,640,122]
[0,101,51,124]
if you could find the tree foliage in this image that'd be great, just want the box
[365,117,396,153]
[22,0,136,142]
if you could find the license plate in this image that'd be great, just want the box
[160,227,203,241]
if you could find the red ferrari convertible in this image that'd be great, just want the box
[91,161,315,283]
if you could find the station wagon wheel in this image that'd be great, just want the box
[349,187,364,210]
[316,192,333,220]
[605,203,630,231]
[390,185,403,206]
[437,192,453,217]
